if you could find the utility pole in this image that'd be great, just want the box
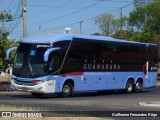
[78,21,83,34]
[22,0,27,37]
[120,8,123,31]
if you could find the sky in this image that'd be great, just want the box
[0,0,134,40]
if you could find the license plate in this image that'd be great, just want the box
[22,87,28,91]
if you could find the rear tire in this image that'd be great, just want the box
[31,93,44,98]
[61,82,74,97]
[134,81,142,93]
[125,80,134,94]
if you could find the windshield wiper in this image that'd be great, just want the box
[28,62,33,76]
[16,59,34,77]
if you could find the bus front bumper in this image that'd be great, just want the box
[11,80,56,93]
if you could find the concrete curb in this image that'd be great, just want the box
[139,102,160,107]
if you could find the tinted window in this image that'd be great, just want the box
[148,45,158,63]
[116,43,146,64]
[68,39,87,60]
[48,41,71,73]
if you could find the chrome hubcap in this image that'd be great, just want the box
[136,83,141,89]
[128,83,132,91]
[63,85,70,94]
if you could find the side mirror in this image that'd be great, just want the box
[6,47,17,60]
[44,47,60,62]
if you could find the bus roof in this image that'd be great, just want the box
[21,33,156,45]
[21,34,73,44]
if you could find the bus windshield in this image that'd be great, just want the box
[13,44,50,78]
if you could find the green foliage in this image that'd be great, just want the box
[129,0,160,34]
[133,0,152,9]
[113,30,133,40]
[128,8,146,32]
[126,0,160,43]
[0,11,13,21]
[144,0,160,34]
[129,32,158,43]
[95,0,160,43]
[0,36,16,72]
[113,16,128,31]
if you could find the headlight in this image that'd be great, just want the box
[32,80,44,84]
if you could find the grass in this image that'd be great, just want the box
[0,104,45,111]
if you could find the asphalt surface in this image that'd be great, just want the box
[0,86,160,111]
[0,79,159,120]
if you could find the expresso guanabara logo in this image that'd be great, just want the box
[84,59,120,70]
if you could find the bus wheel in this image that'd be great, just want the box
[31,93,44,98]
[61,82,74,97]
[134,81,142,93]
[125,80,133,94]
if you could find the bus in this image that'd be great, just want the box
[6,34,158,97]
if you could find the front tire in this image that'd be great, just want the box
[125,80,134,94]
[61,82,74,97]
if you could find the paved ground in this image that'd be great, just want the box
[0,86,160,111]
[0,82,160,119]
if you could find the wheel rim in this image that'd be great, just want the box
[127,82,133,92]
[63,85,70,95]
[136,82,141,90]
[136,82,142,91]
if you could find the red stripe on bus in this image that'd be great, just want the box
[61,72,83,76]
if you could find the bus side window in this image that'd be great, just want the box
[69,39,87,60]
[101,42,117,62]
[148,45,158,63]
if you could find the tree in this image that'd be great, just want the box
[133,0,152,9]
[0,10,12,36]
[129,0,149,32]
[112,16,132,39]
[95,13,115,36]
[0,11,14,73]
[113,16,128,31]
[144,0,160,35]
[129,0,160,34]
[128,7,146,32]
[129,32,157,43]
[0,36,15,73]
[113,30,133,40]
[128,0,160,42]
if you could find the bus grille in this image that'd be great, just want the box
[13,78,36,86]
